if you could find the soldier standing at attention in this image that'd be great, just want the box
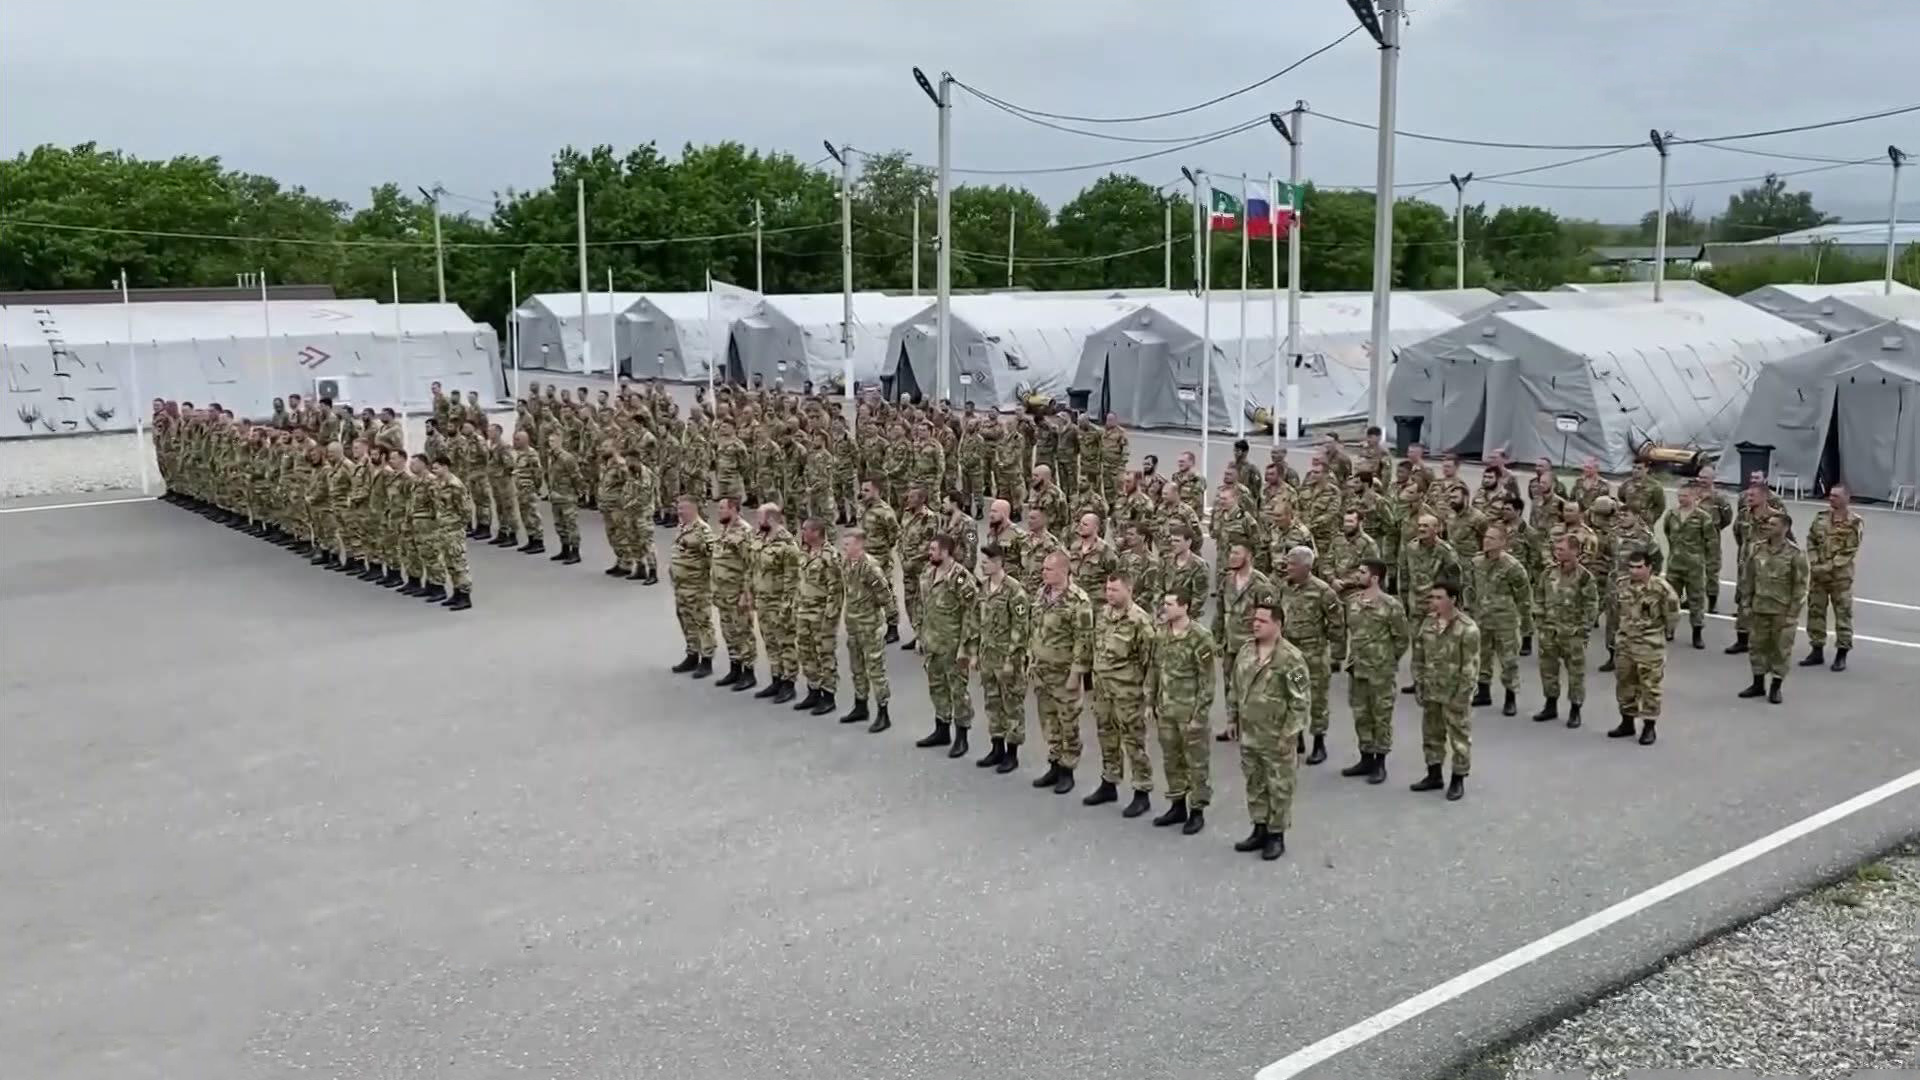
[1738,512,1809,704]
[1029,551,1094,795]
[1398,514,1462,694]
[1663,484,1715,649]
[838,528,895,733]
[1608,548,1678,745]
[790,519,845,717]
[1278,546,1346,766]
[1413,580,1479,801]
[1693,467,1734,613]
[598,443,636,579]
[669,495,717,678]
[974,544,1031,773]
[1119,524,1163,612]
[1171,450,1207,517]
[1802,483,1864,672]
[981,498,1024,575]
[509,429,546,555]
[428,457,474,610]
[709,497,759,692]
[1617,458,1667,526]
[544,432,584,565]
[858,480,904,644]
[1229,602,1309,860]
[942,490,978,569]
[1019,507,1066,596]
[1148,588,1215,833]
[1086,573,1158,817]
[1533,534,1600,728]
[1162,526,1210,613]
[1466,525,1531,717]
[1099,413,1129,500]
[992,415,1029,518]
[1725,480,1786,654]
[714,423,749,503]
[1212,540,1277,743]
[748,504,802,704]
[1029,464,1070,535]
[1068,512,1120,625]
[1340,560,1407,784]
[1570,457,1611,510]
[898,486,939,650]
[913,534,981,757]
[1355,425,1394,487]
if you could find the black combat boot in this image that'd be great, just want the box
[1607,715,1637,738]
[398,579,422,596]
[691,655,713,679]
[1597,649,1616,673]
[1445,775,1466,802]
[1638,719,1657,745]
[1471,681,1493,706]
[1182,809,1206,835]
[1367,754,1388,784]
[1262,831,1287,860]
[561,545,582,566]
[1520,634,1533,656]
[946,726,970,759]
[1533,697,1559,722]
[1031,761,1062,788]
[1724,632,1750,654]
[1081,780,1118,807]
[1768,677,1783,705]
[1233,824,1270,853]
[839,698,869,724]
[1296,733,1306,755]
[1691,626,1705,650]
[1737,674,1766,698]
[1298,734,1322,765]
[672,652,700,674]
[1340,753,1375,777]
[754,675,782,700]
[1410,764,1444,792]
[490,532,516,547]
[715,661,742,688]
[810,691,836,717]
[771,679,797,705]
[1121,790,1152,819]
[1798,645,1826,667]
[915,720,952,748]
[423,586,448,604]
[729,665,758,693]
[1051,766,1075,795]
[976,737,1006,768]
[1152,798,1188,827]
[1501,689,1517,717]
[1832,646,1849,672]
[884,623,899,644]
[549,543,569,562]
[867,703,891,733]
[996,743,1020,773]
[605,563,626,576]
[521,539,546,555]
[445,589,472,611]
[381,569,403,588]
[1566,702,1583,729]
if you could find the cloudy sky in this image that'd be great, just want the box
[5,0,1914,226]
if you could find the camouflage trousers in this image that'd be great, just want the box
[993,470,1025,517]
[1537,627,1589,704]
[1477,618,1522,690]
[490,477,514,536]
[1749,612,1797,679]
[877,552,902,627]
[980,658,1025,743]
[514,486,543,543]
[1031,662,1083,768]
[716,475,745,503]
[795,611,839,694]
[1732,561,1754,633]
[1155,703,1211,808]
[1615,648,1663,720]
[924,649,973,726]
[602,507,633,569]
[1348,670,1396,754]
[717,590,757,665]
[1092,677,1152,791]
[902,559,929,636]
[465,472,493,530]
[757,602,799,682]
[434,528,470,590]
[846,620,889,705]
[1805,572,1854,649]
[1420,696,1472,775]
[1667,561,1708,629]
[1239,713,1298,831]
[551,499,580,547]
[672,583,716,658]
[1295,644,1333,736]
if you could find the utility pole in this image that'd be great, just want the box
[576,179,591,372]
[417,184,447,303]
[1271,104,1306,442]
[824,141,855,424]
[754,198,764,294]
[1354,0,1399,431]
[1163,195,1173,290]
[1886,145,1908,295]
[1181,166,1202,292]
[1448,172,1473,290]
[1650,130,1671,302]
[914,67,953,404]
[1006,208,1017,289]
[911,199,921,297]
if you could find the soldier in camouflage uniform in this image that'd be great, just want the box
[1154,481,1201,552]
[1085,573,1157,816]
[992,415,1029,518]
[714,423,749,503]
[746,504,802,704]
[897,486,939,649]
[858,480,903,643]
[1663,484,1715,650]
[1465,525,1531,716]
[1170,450,1207,518]
[1068,511,1119,622]
[1607,548,1678,745]
[544,432,584,565]
[975,544,1031,772]
[1148,587,1215,833]
[1801,484,1865,672]
[669,496,717,677]
[1725,479,1786,654]
[1118,524,1163,613]
[1340,559,1407,783]
[1229,602,1309,860]
[1692,466,1734,613]
[1412,580,1479,801]
[509,430,546,554]
[1212,483,1265,576]
[1213,541,1278,742]
[1029,551,1094,795]
[1398,514,1462,694]
[1028,465,1070,537]
[1737,511,1808,705]
[705,497,757,690]
[790,519,845,716]
[1279,545,1347,765]
[839,528,895,732]
[1533,534,1600,728]
[1570,457,1611,510]
[980,498,1024,578]
[1019,506,1066,596]
[1161,526,1210,613]
[913,535,981,755]
[1617,458,1667,526]
[427,458,474,609]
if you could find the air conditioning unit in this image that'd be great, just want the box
[314,376,344,402]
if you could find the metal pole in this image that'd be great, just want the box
[1269,173,1281,448]
[429,187,446,303]
[1885,146,1908,295]
[936,72,953,405]
[1163,197,1173,290]
[259,267,272,416]
[911,199,921,297]
[1651,130,1670,302]
[1449,173,1471,290]
[576,178,591,373]
[840,145,855,421]
[393,267,409,452]
[1286,103,1304,441]
[1236,174,1249,439]
[1190,174,1203,291]
[509,268,521,400]
[1006,208,1017,289]
[754,198,764,294]
[1200,171,1213,489]
[607,266,618,388]
[122,269,149,493]
[1366,0,1400,431]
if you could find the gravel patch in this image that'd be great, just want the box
[1486,842,1920,1079]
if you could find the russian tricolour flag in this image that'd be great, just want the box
[1247,182,1299,238]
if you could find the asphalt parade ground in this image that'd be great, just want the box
[4,487,1919,1080]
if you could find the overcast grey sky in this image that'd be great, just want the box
[4,0,1914,225]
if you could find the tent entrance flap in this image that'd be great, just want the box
[1834,377,1901,497]
[893,341,923,402]
[726,336,747,386]
[1433,365,1488,458]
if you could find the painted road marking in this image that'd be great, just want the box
[1703,612,1920,650]
[1255,764,1920,1080]
[1717,580,1920,614]
[0,496,157,515]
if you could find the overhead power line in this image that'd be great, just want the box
[1307,100,1920,152]
[0,218,838,250]
[1480,156,1883,192]
[946,118,1271,177]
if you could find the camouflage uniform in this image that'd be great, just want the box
[1149,620,1217,807]
[1617,473,1667,526]
[751,524,802,686]
[979,575,1032,745]
[1212,568,1277,733]
[1416,612,1480,776]
[1018,529,1065,596]
[1615,574,1678,722]
[1466,550,1531,693]
[1091,598,1156,792]
[1805,509,1865,650]
[795,542,843,696]
[920,561,981,727]
[714,434,749,503]
[710,518,755,667]
[860,497,903,630]
[992,428,1028,516]
[671,517,717,658]
[1030,582,1094,770]
[1161,553,1211,613]
[1345,590,1408,756]
[1230,639,1310,831]
[1741,528,1809,681]
[431,472,474,591]
[547,448,583,550]
[1279,573,1346,737]
[843,552,894,707]
[899,505,939,638]
[1398,536,1462,680]
[1663,504,1716,629]
[510,446,545,545]
[1537,562,1599,706]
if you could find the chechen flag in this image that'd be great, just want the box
[1208,188,1242,232]
[1248,183,1299,239]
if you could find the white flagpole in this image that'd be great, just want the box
[911,199,921,298]
[509,269,521,400]
[576,178,591,374]
[1268,174,1281,448]
[1200,173,1213,489]
[122,269,149,494]
[1286,103,1305,441]
[607,266,618,390]
[1236,174,1249,438]
[393,267,409,453]
[1006,208,1017,289]
[258,267,272,415]
[753,198,764,294]
[705,268,716,399]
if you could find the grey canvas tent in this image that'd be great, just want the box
[726,293,925,391]
[883,295,1140,409]
[1726,319,1920,502]
[1386,299,1818,472]
[1739,281,1920,339]
[619,291,744,382]
[513,291,643,373]
[1,299,501,437]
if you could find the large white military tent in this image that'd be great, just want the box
[1553,280,1726,301]
[1072,293,1461,432]
[1386,299,1818,472]
[620,292,722,382]
[882,295,1140,409]
[1739,280,1920,338]
[1727,318,1920,501]
[513,291,642,373]
[725,293,926,390]
[1,299,500,437]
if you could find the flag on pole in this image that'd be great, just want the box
[1247,183,1299,239]
[1209,188,1242,232]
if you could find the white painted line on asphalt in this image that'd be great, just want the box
[0,496,158,515]
[1702,612,1920,650]
[1255,764,1920,1080]
[1716,579,1920,613]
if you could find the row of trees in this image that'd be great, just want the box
[0,142,1866,334]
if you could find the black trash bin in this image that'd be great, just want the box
[1067,389,1092,413]
[1734,441,1774,485]
[1393,415,1424,456]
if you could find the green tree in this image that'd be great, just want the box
[1712,173,1834,242]
[1052,173,1188,290]
[1636,200,1709,245]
